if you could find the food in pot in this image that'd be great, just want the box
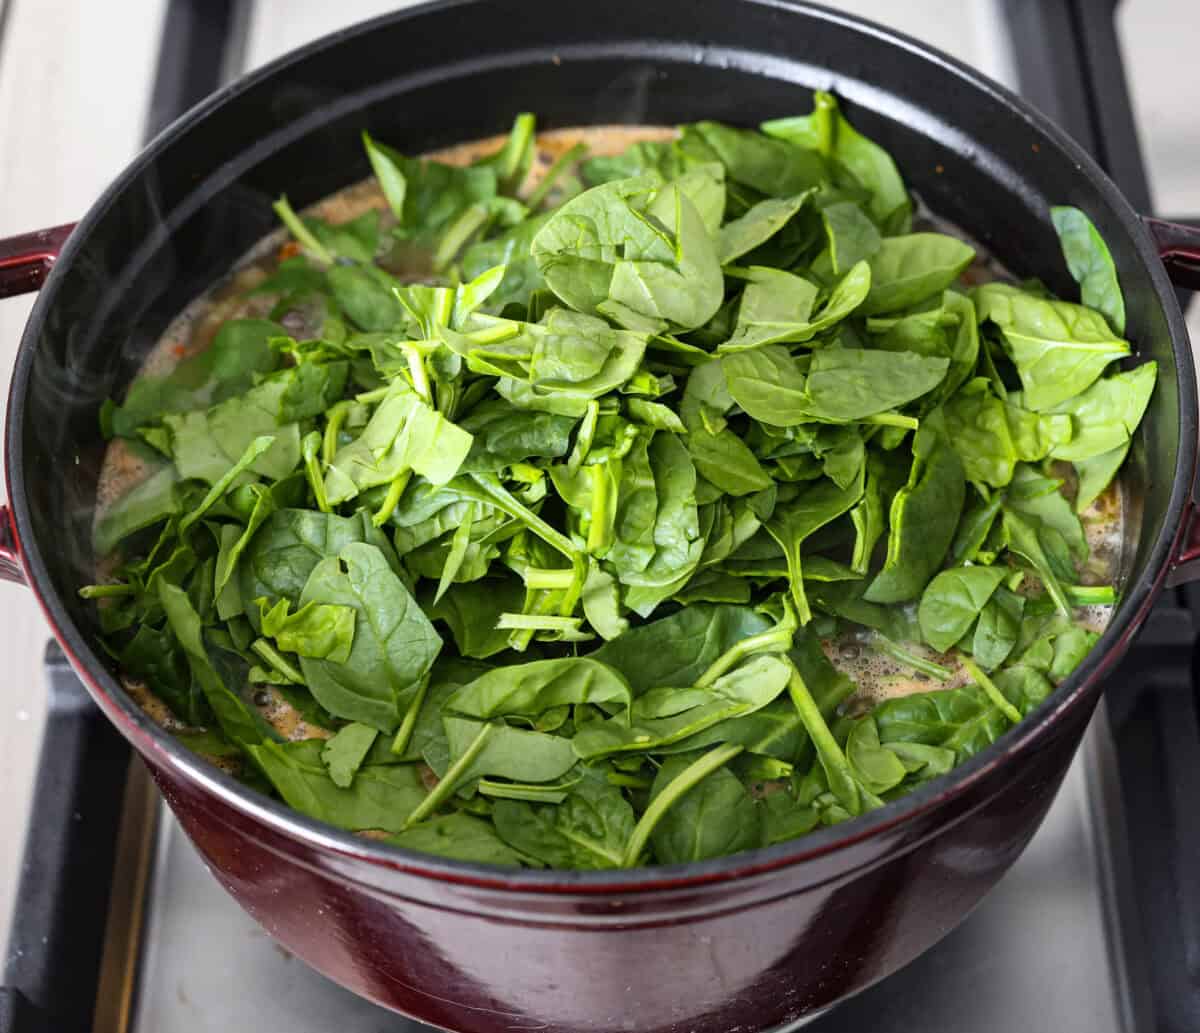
[82,94,1153,868]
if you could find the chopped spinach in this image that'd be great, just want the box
[84,99,1148,870]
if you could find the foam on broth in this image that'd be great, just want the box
[94,125,1126,765]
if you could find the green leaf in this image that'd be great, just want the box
[918,566,1007,652]
[389,812,525,866]
[298,543,442,731]
[974,282,1130,410]
[973,586,1025,670]
[866,415,966,603]
[573,654,792,759]
[531,174,723,331]
[804,346,949,422]
[1042,361,1156,461]
[324,381,473,503]
[588,604,771,696]
[493,776,634,869]
[446,657,632,719]
[862,234,975,315]
[765,471,864,623]
[1051,205,1125,334]
[107,319,283,437]
[1074,442,1129,513]
[320,723,379,788]
[763,91,910,228]
[718,194,811,264]
[821,200,882,274]
[158,580,273,747]
[722,346,809,426]
[249,739,425,832]
[259,596,356,663]
[646,751,761,864]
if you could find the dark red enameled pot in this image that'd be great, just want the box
[3,3,1200,1030]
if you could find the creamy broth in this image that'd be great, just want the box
[94,125,1126,762]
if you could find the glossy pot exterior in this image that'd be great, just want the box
[4,2,1196,1030]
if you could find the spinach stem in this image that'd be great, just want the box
[433,204,489,271]
[696,601,797,688]
[863,413,919,429]
[606,772,652,790]
[587,463,613,554]
[788,668,880,815]
[523,567,576,590]
[620,742,744,867]
[250,639,304,685]
[373,470,411,527]
[960,655,1023,724]
[78,583,136,599]
[179,436,275,534]
[402,723,494,829]
[496,614,583,632]
[272,196,333,264]
[301,431,330,513]
[403,344,433,405]
[525,142,587,210]
[390,676,430,757]
[1066,585,1115,606]
[467,474,576,559]
[322,402,351,467]
[875,636,952,681]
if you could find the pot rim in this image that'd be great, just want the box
[7,0,1196,894]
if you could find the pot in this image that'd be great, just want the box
[2,3,1200,1030]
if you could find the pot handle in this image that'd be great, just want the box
[1145,217,1200,583]
[0,223,75,299]
[0,223,76,585]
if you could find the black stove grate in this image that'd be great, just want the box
[3,2,1200,1031]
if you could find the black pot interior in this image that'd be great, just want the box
[14,0,1188,716]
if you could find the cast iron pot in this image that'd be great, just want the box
[3,3,1200,1030]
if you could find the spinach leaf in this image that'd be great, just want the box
[107,319,283,437]
[822,200,882,274]
[573,654,792,759]
[446,657,632,719]
[719,262,870,352]
[389,813,526,866]
[862,235,975,315]
[866,415,966,603]
[298,543,442,731]
[588,604,771,695]
[646,751,762,864]
[428,578,525,658]
[1074,442,1129,513]
[158,581,273,747]
[804,347,949,422]
[320,723,379,788]
[239,509,395,624]
[718,194,811,264]
[765,470,864,622]
[974,282,1130,410]
[682,121,828,197]
[762,91,910,229]
[722,346,809,426]
[1051,205,1125,334]
[973,586,1025,670]
[1042,361,1156,462]
[493,776,634,869]
[918,566,1007,652]
[531,175,723,331]
[249,739,426,832]
[324,381,473,503]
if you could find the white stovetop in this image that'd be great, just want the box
[0,0,1197,959]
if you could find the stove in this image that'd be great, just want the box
[2,1,1200,1031]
